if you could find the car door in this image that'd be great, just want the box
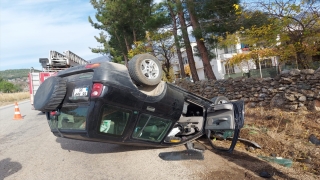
[205,100,245,152]
[205,102,236,131]
[206,100,245,130]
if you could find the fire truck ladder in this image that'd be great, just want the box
[64,50,88,66]
[39,50,88,72]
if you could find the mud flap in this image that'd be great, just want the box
[205,100,245,153]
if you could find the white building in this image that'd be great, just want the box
[171,42,243,80]
[171,42,279,80]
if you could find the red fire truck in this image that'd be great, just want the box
[29,50,88,109]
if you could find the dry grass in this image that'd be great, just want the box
[243,105,320,175]
[0,92,30,106]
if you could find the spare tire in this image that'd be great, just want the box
[34,76,67,112]
[128,53,162,86]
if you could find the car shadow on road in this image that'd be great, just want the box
[213,150,297,180]
[0,158,22,180]
[197,138,297,180]
[55,137,158,154]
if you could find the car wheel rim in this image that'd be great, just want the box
[217,100,228,104]
[140,59,159,80]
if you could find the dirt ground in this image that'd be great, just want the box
[196,106,320,179]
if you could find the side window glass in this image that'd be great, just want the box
[132,114,172,142]
[99,105,130,136]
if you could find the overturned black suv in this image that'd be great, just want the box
[34,53,244,152]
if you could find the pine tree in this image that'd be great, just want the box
[186,0,217,80]
[176,0,199,81]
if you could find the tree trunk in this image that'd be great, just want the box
[123,53,129,67]
[124,36,130,53]
[258,61,262,78]
[186,0,216,80]
[133,29,137,42]
[114,30,128,66]
[176,0,199,82]
[146,31,156,56]
[168,3,186,78]
[296,52,311,69]
[162,63,172,82]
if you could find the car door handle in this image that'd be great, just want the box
[212,118,228,125]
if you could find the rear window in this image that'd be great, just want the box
[56,105,88,130]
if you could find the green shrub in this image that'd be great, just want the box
[0,80,19,93]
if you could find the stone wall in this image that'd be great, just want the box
[174,68,320,112]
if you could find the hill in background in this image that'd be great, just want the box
[0,69,41,80]
[0,69,41,92]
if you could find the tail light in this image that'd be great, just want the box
[50,111,60,116]
[85,63,100,69]
[91,83,103,97]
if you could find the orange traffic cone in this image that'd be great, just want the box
[13,102,23,120]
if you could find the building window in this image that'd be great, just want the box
[260,59,273,68]
[241,43,250,51]
[224,47,228,53]
[193,46,198,53]
[225,63,235,74]
[183,57,188,65]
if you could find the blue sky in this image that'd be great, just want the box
[0,0,260,71]
[0,0,102,71]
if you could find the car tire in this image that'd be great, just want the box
[34,76,67,112]
[211,96,230,105]
[128,53,162,86]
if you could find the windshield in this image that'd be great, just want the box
[54,105,88,130]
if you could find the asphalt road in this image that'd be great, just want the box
[0,101,282,180]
